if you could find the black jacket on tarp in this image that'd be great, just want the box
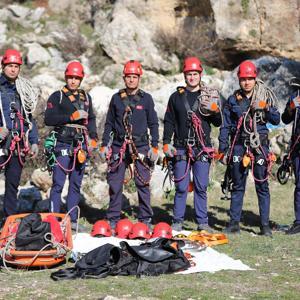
[51,238,190,280]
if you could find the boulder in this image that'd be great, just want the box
[48,0,73,14]
[99,4,179,73]
[25,42,51,67]
[31,169,52,193]
[89,85,117,115]
[28,7,46,22]
[150,165,171,199]
[31,73,64,91]
[0,22,7,45]
[7,4,29,19]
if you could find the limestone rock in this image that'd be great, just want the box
[31,169,52,192]
[7,4,29,19]
[25,42,51,67]
[99,4,179,73]
[0,22,7,45]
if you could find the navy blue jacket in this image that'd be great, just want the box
[163,89,222,149]
[0,75,38,145]
[102,89,159,147]
[44,87,98,144]
[218,90,280,153]
[282,92,300,136]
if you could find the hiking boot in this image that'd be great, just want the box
[286,222,300,235]
[71,222,87,233]
[197,223,214,233]
[223,221,240,234]
[261,225,272,237]
[172,222,183,232]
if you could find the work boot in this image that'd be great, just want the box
[172,222,183,232]
[261,225,272,237]
[197,223,214,233]
[286,222,300,235]
[223,221,240,234]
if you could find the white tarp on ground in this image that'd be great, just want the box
[71,233,253,274]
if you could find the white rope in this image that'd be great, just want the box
[15,76,39,125]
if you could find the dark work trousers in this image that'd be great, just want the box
[1,155,23,217]
[230,144,270,226]
[173,148,210,225]
[50,142,85,222]
[106,144,152,224]
[292,155,300,224]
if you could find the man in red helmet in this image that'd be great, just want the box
[100,60,159,229]
[44,61,98,231]
[0,49,39,223]
[218,60,280,236]
[163,57,222,232]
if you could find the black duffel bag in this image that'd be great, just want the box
[15,213,51,251]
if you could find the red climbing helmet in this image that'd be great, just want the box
[128,222,151,239]
[237,60,257,78]
[123,60,143,76]
[151,222,173,239]
[115,219,133,239]
[90,220,112,237]
[1,49,23,65]
[183,57,203,73]
[65,61,84,78]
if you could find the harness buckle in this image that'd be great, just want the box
[61,149,69,156]
[0,148,6,156]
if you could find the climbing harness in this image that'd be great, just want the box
[0,76,39,168]
[163,86,219,186]
[0,97,31,168]
[43,126,88,174]
[277,82,300,184]
[43,87,90,174]
[106,90,153,186]
[230,81,278,182]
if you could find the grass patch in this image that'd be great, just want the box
[241,0,250,15]
[1,164,300,299]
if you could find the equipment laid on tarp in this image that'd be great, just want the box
[51,238,190,280]
[0,213,73,268]
[69,233,251,274]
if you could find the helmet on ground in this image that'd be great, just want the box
[128,222,151,239]
[1,49,23,65]
[115,219,133,239]
[237,60,257,78]
[65,61,84,78]
[91,220,112,237]
[151,222,172,239]
[123,60,143,76]
[183,57,203,73]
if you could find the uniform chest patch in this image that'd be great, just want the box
[136,105,143,110]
